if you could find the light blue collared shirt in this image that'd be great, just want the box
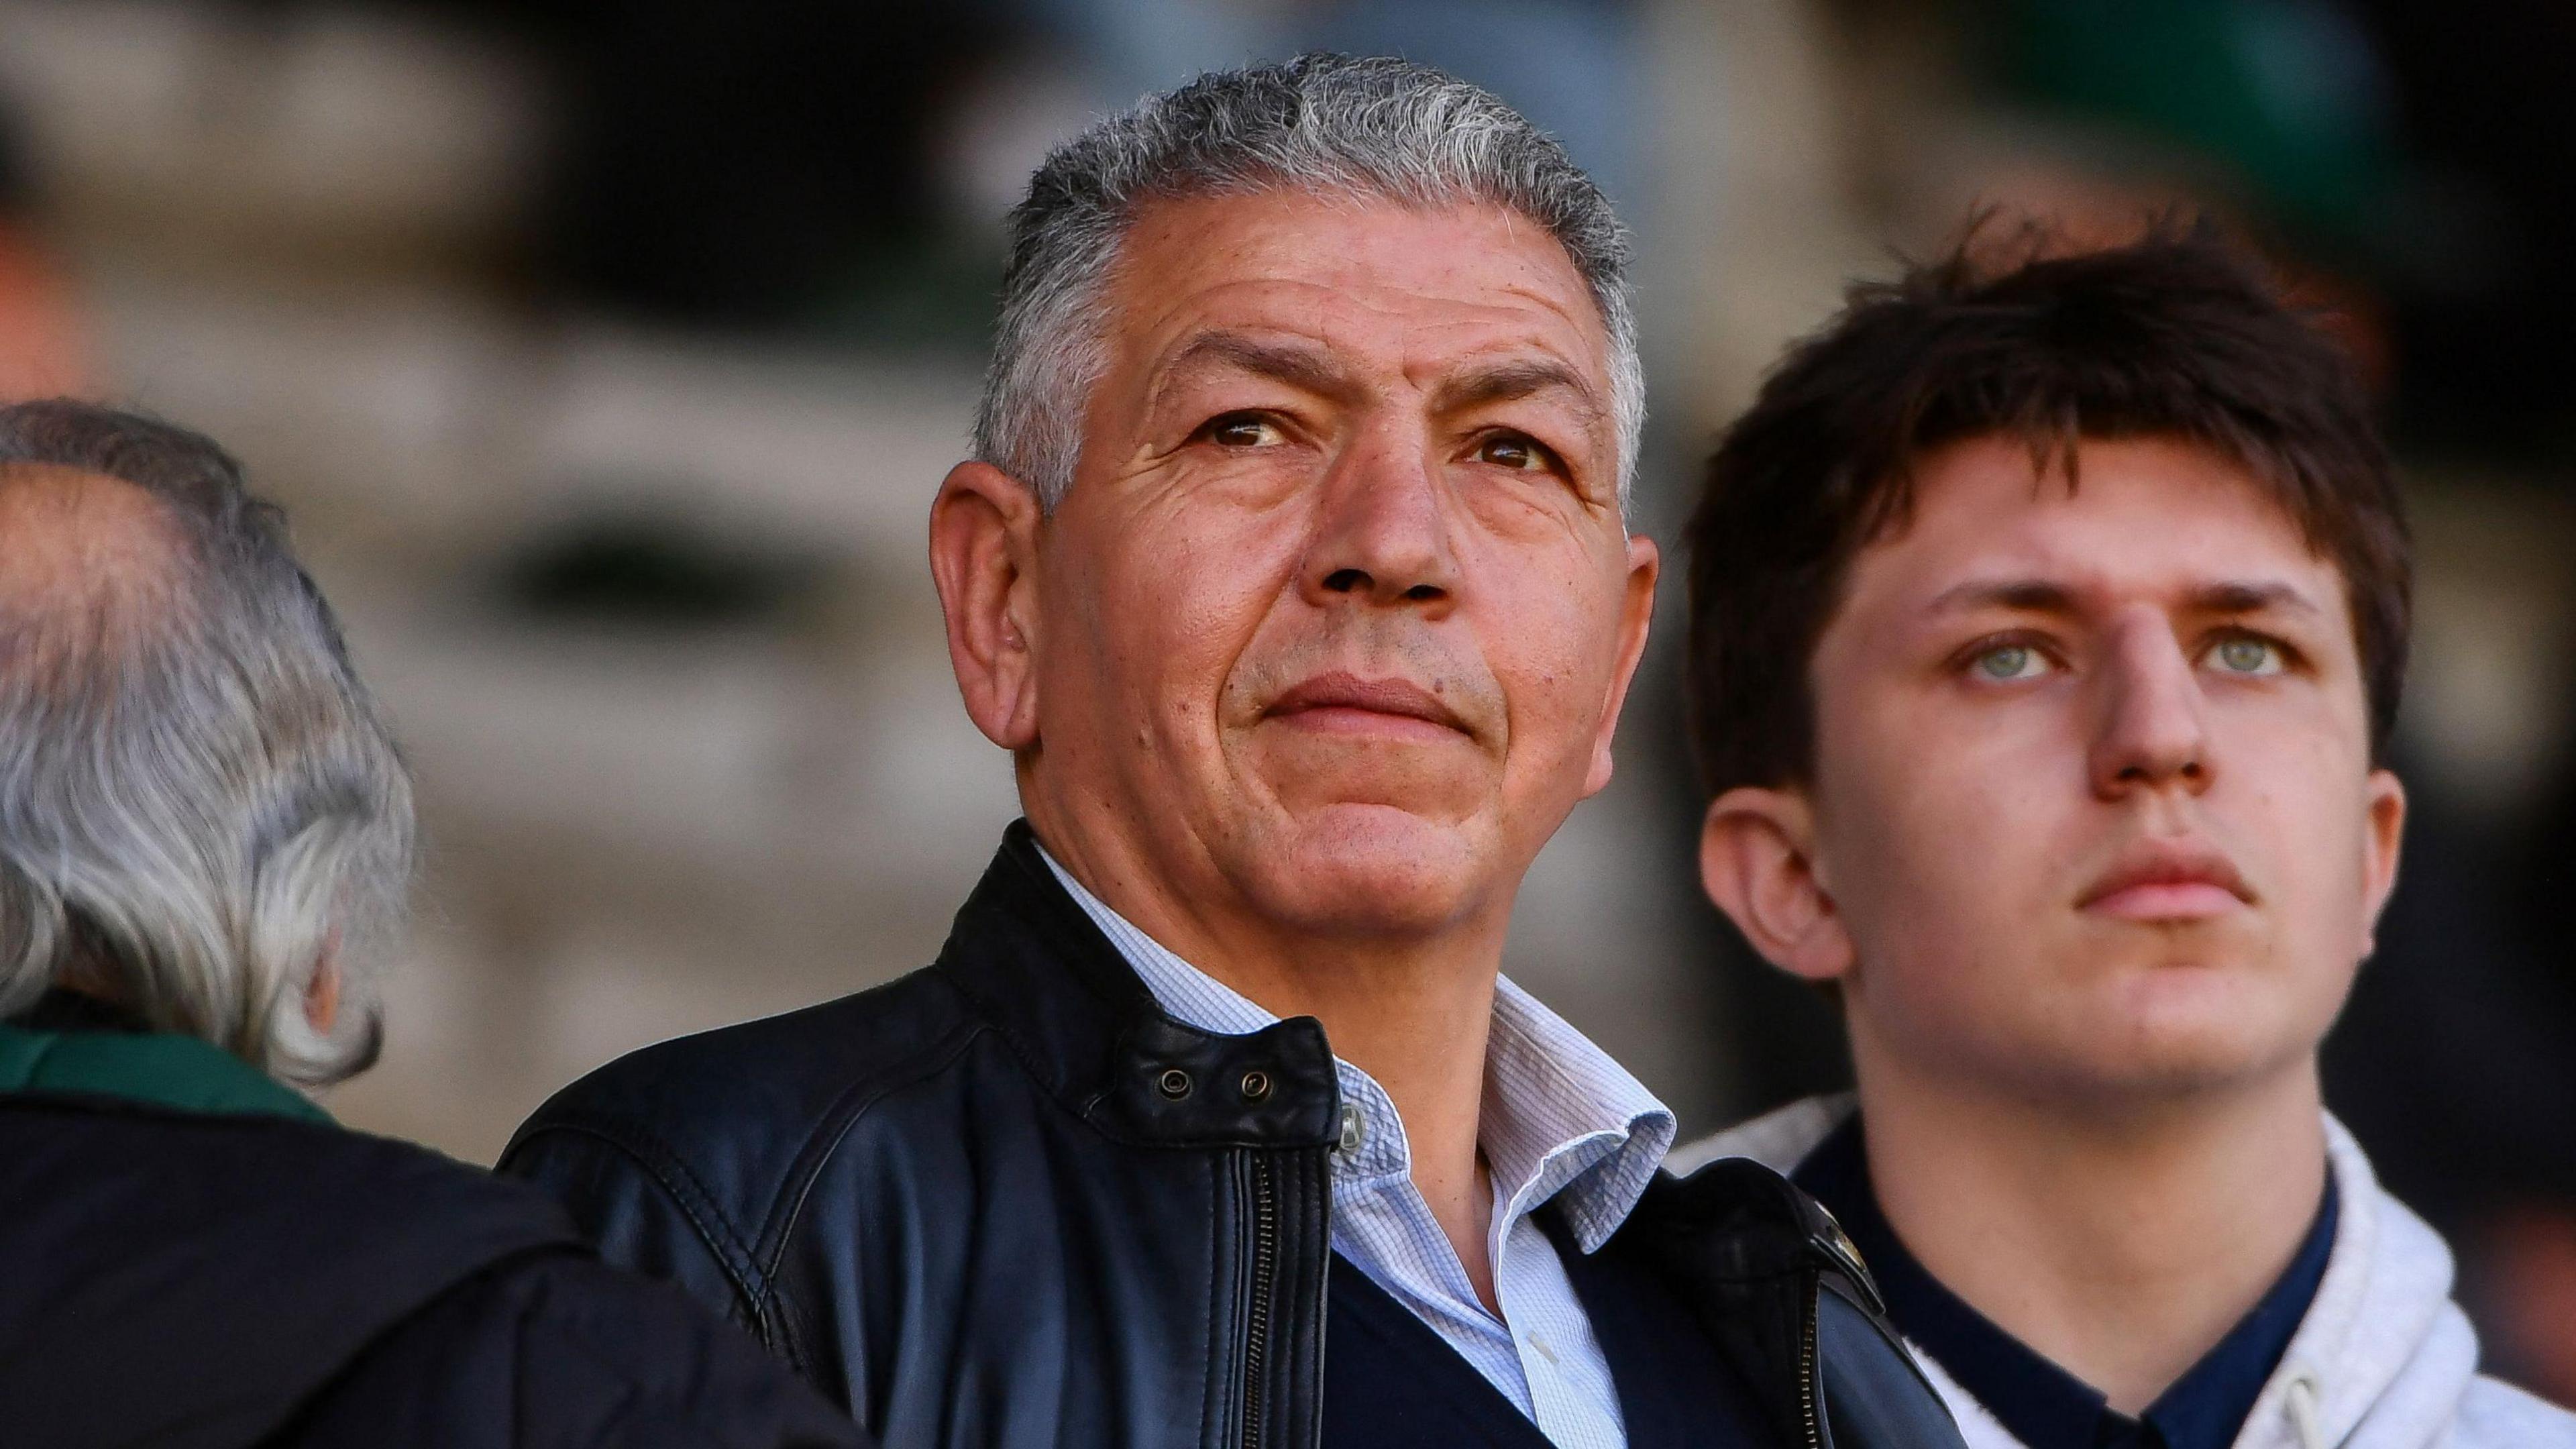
[1038,847,1674,1449]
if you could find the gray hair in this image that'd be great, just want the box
[0,400,413,1086]
[974,52,1644,511]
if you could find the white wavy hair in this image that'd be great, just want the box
[974,52,1644,512]
[0,400,413,1086]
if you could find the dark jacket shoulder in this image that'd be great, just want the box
[509,962,983,1169]
[502,822,1148,1205]
[287,1248,865,1448]
[0,1091,865,1449]
[497,831,1220,1348]
[499,967,994,1323]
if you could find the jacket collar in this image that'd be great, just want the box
[930,820,1340,1151]
[1038,837,1675,1248]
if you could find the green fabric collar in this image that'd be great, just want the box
[0,1020,332,1124]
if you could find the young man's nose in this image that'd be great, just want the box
[1300,429,1460,611]
[2087,610,2213,799]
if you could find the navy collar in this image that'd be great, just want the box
[1792,1115,2336,1449]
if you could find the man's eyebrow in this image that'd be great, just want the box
[1923,579,2078,616]
[1154,331,1356,401]
[1924,578,2328,618]
[2186,580,2325,619]
[1430,358,1607,429]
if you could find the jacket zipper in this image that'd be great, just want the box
[1799,1271,1825,1449]
[1241,1151,1279,1449]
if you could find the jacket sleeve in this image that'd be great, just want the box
[498,1120,770,1349]
[283,1250,870,1449]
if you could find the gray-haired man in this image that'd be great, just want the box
[0,400,867,1448]
[503,56,1963,1449]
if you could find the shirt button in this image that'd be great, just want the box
[1336,1103,1366,1155]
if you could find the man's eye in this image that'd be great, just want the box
[1473,433,1554,472]
[1197,413,1284,448]
[2205,636,2284,676]
[1971,643,2051,682]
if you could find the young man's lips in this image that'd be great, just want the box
[2084,881,2245,922]
[1263,672,1472,740]
[2078,844,2253,922]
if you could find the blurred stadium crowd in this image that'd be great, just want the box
[0,0,2569,1399]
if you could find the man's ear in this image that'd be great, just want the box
[303,928,343,1034]
[1698,786,1855,983]
[929,461,1045,750]
[2358,767,2407,957]
[1581,533,1660,796]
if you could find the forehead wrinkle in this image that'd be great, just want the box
[1148,329,1361,411]
[1118,196,1603,368]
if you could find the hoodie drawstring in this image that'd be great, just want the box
[2285,1368,2326,1449]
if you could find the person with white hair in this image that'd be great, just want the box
[503,54,1966,1449]
[0,398,871,1449]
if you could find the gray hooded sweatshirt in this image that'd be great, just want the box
[1672,1097,2576,1449]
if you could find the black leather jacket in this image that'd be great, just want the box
[502,824,1964,1449]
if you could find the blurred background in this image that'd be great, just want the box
[0,0,2569,1400]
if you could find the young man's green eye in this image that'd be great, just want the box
[2208,637,2284,676]
[1973,644,2047,680]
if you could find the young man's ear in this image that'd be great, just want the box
[1699,786,1856,983]
[2357,766,2407,957]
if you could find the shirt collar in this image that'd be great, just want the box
[1791,1115,2339,1449]
[1038,843,1674,1250]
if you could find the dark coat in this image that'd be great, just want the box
[0,1002,869,1449]
[502,823,1968,1449]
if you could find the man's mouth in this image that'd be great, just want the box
[1263,671,1473,742]
[2076,839,2254,922]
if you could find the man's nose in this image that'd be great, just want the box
[2087,610,2213,800]
[1299,431,1459,612]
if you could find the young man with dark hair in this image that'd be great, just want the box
[1673,227,2576,1449]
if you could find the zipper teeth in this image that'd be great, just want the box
[1799,1273,1823,1449]
[1242,1152,1279,1449]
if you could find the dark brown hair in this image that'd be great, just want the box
[1684,221,2411,798]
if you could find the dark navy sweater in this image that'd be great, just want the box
[1322,1218,1776,1448]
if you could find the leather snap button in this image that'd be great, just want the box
[1239,1069,1273,1102]
[1155,1067,1193,1099]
